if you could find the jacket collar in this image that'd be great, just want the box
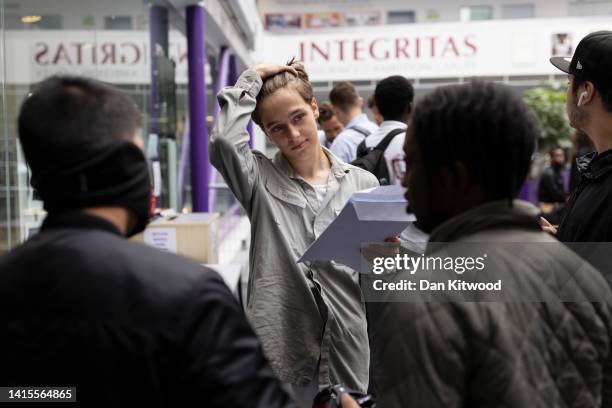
[273,146,350,180]
[428,199,540,243]
[577,148,612,180]
[41,210,123,236]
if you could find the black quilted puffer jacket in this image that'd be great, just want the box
[368,200,612,408]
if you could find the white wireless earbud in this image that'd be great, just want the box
[577,91,588,107]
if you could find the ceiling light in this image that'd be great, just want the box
[21,15,42,23]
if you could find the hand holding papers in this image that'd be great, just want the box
[298,185,416,271]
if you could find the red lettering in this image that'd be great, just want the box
[415,37,421,58]
[353,39,365,61]
[120,43,140,64]
[441,37,460,57]
[101,43,116,64]
[52,44,72,65]
[464,35,477,56]
[369,38,389,60]
[71,43,84,64]
[395,38,410,59]
[337,40,349,61]
[299,42,305,62]
[34,42,49,65]
[427,36,438,58]
[311,42,329,61]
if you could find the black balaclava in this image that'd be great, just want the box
[31,140,151,237]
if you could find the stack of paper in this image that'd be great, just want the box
[298,185,416,271]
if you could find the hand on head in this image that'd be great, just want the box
[251,63,298,81]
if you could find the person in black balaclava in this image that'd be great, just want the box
[0,76,302,407]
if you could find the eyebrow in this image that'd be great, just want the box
[265,109,306,129]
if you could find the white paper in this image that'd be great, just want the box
[144,227,177,253]
[298,185,416,271]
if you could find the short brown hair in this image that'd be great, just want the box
[252,59,313,127]
[329,82,360,112]
[317,102,335,124]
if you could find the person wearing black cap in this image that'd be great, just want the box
[0,76,299,407]
[546,31,612,242]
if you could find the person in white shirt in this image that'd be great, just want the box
[329,82,378,163]
[363,75,414,186]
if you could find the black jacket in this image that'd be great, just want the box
[0,211,295,407]
[537,166,567,203]
[558,149,612,242]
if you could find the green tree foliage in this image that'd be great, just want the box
[523,85,572,152]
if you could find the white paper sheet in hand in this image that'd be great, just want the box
[298,185,416,271]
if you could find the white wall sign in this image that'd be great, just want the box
[259,17,612,81]
[4,30,196,84]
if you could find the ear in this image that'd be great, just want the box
[357,96,364,109]
[311,97,319,120]
[581,81,595,106]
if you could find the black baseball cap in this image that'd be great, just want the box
[550,30,612,88]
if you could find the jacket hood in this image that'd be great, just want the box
[577,148,612,180]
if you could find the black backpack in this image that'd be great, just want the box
[351,128,404,185]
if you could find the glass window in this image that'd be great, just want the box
[104,16,133,30]
[460,6,493,22]
[387,10,416,25]
[502,4,535,19]
[1,1,193,251]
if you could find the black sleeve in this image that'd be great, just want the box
[179,271,297,408]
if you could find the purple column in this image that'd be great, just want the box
[186,5,209,212]
[228,54,238,85]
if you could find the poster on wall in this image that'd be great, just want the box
[265,13,302,31]
[343,11,381,27]
[551,33,573,57]
[304,12,343,29]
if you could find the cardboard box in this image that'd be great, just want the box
[132,213,219,263]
